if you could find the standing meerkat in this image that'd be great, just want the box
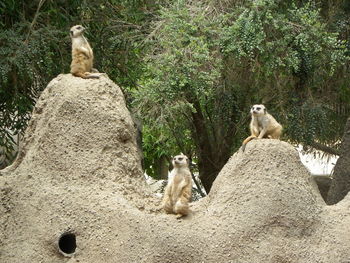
[162,154,192,218]
[70,25,99,79]
[242,104,282,151]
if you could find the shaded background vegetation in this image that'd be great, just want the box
[1,0,350,194]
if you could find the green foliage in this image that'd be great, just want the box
[0,0,78,163]
[141,123,194,178]
[140,1,222,100]
[286,102,343,145]
[77,0,152,89]
[133,1,235,178]
[221,0,349,147]
[0,22,68,162]
[1,0,350,180]
[222,1,348,85]
[135,0,350,180]
[0,0,155,164]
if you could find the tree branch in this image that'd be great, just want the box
[25,0,47,44]
[190,163,206,197]
[309,141,340,156]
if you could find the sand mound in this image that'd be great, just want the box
[1,74,349,263]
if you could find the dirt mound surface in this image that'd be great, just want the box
[1,74,349,263]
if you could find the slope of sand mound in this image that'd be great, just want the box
[1,74,349,263]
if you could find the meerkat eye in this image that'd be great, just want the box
[178,157,183,161]
[256,107,261,111]
[77,26,82,29]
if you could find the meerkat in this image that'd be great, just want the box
[70,25,99,79]
[162,154,192,218]
[242,104,282,151]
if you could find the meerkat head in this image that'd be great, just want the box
[70,25,85,38]
[172,154,189,168]
[250,104,267,116]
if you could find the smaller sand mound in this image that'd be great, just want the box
[208,139,324,219]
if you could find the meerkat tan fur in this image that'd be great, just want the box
[242,104,282,151]
[70,25,99,79]
[162,154,192,218]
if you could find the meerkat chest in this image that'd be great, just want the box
[254,116,269,130]
[172,174,185,185]
[169,169,188,185]
[72,37,92,53]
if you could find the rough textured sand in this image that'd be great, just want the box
[1,74,349,263]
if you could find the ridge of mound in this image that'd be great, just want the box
[1,74,349,263]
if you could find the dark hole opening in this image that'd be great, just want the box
[58,232,76,255]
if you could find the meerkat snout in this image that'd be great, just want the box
[70,25,86,38]
[173,155,188,167]
[251,104,266,115]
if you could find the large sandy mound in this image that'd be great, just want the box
[1,74,349,263]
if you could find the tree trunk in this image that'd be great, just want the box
[189,98,230,193]
[154,155,169,180]
[327,117,350,205]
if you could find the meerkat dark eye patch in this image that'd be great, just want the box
[256,107,261,111]
[178,157,183,161]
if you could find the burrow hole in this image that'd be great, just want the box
[58,232,76,256]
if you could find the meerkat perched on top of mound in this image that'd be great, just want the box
[70,25,99,79]
[242,104,282,151]
[162,154,192,218]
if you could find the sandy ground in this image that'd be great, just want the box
[1,74,350,263]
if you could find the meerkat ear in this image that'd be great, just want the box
[264,108,267,114]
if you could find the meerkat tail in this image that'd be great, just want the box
[72,72,100,79]
[84,73,100,79]
[241,135,257,152]
[174,199,189,216]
